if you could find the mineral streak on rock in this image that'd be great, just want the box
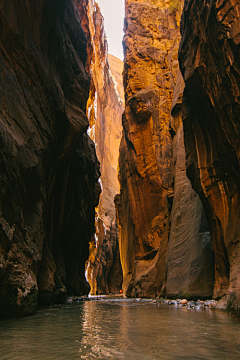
[116,0,183,297]
[165,72,215,300]
[0,0,100,318]
[80,1,123,295]
[179,0,240,312]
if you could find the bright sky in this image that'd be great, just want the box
[96,0,125,60]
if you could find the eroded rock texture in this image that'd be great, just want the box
[80,1,123,295]
[179,0,240,312]
[0,0,100,318]
[165,72,215,300]
[116,0,182,297]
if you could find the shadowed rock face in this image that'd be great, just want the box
[0,0,100,318]
[116,0,182,297]
[165,73,215,300]
[80,1,123,295]
[179,0,240,312]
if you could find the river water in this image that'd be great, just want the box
[1,298,240,360]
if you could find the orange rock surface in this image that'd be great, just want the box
[179,0,240,313]
[116,0,183,297]
[108,54,125,104]
[165,72,215,299]
[80,1,124,294]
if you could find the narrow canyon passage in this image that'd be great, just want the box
[80,0,124,296]
[1,0,240,358]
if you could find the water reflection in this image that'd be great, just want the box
[78,300,240,359]
[79,301,124,359]
[0,299,240,359]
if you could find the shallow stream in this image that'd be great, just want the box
[1,298,240,359]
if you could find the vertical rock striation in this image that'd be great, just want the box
[80,1,123,295]
[117,0,215,299]
[179,0,240,312]
[0,0,100,318]
[117,0,182,297]
[165,72,215,299]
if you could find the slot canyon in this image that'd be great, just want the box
[0,0,240,358]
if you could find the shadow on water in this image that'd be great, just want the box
[0,299,240,359]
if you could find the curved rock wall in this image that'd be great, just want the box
[165,72,215,300]
[179,0,240,312]
[117,0,217,300]
[80,1,123,295]
[0,0,100,318]
[117,0,182,297]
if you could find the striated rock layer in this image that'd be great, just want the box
[179,0,240,313]
[0,0,100,318]
[80,1,123,295]
[117,0,216,299]
[165,72,215,300]
[116,0,182,297]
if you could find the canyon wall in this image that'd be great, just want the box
[0,0,100,318]
[179,0,240,313]
[2,0,239,319]
[116,0,182,297]
[165,72,215,299]
[80,1,123,295]
[117,0,216,299]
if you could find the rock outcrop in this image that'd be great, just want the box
[117,0,216,299]
[165,72,215,300]
[179,0,240,313]
[0,0,100,318]
[116,0,182,297]
[80,1,123,295]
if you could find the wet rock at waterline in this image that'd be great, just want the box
[156,298,218,311]
[0,0,100,318]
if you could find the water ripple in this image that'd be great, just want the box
[0,299,240,359]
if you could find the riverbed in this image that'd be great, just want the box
[1,298,240,359]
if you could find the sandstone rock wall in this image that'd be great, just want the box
[80,1,123,295]
[179,0,240,313]
[165,72,215,300]
[117,0,182,297]
[117,0,217,299]
[0,0,100,318]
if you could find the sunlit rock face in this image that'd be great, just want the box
[179,0,240,312]
[0,0,100,318]
[165,73,215,300]
[80,1,123,295]
[108,54,125,102]
[116,0,183,297]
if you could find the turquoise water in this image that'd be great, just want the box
[0,299,240,359]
